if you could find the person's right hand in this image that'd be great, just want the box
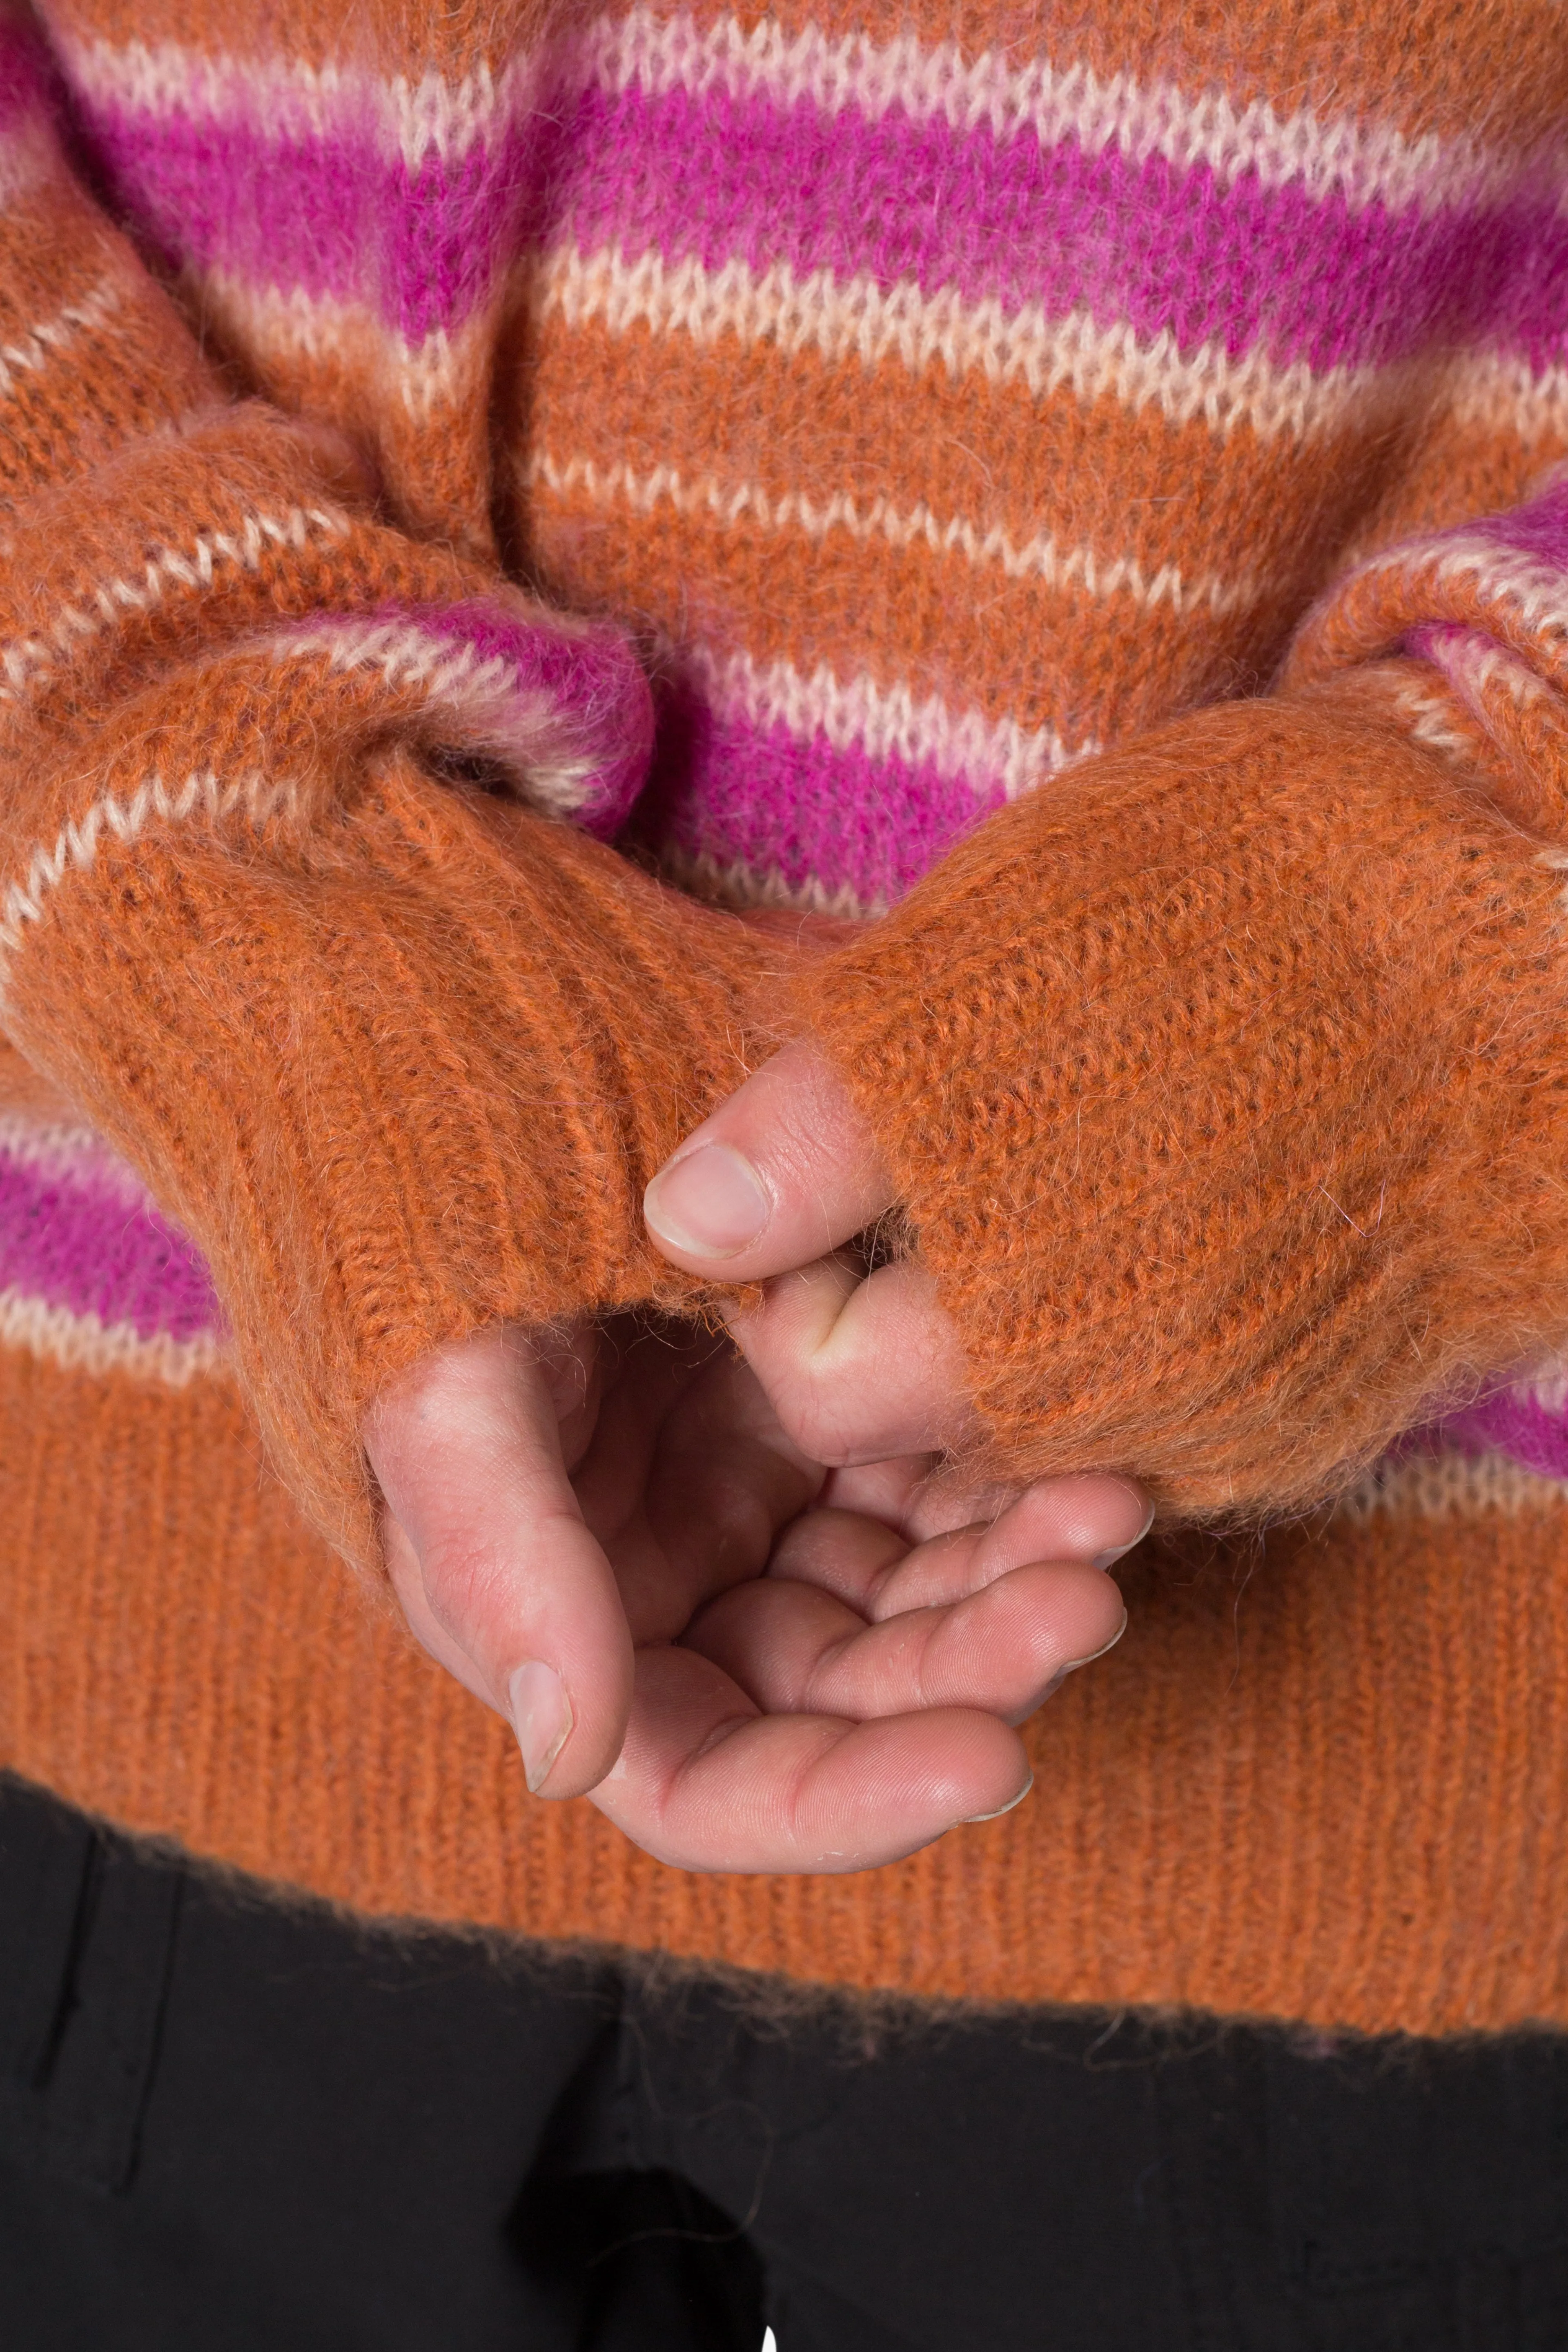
[365,1319,1144,1874]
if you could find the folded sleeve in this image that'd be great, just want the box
[786,472,1568,1518]
[0,20,781,1570]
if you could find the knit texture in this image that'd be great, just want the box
[4,0,1568,2029]
[791,669,1568,1514]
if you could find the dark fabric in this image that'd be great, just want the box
[1,1774,1566,2350]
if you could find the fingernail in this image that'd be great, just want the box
[960,1774,1033,1826]
[644,1143,770,1258]
[1091,1499,1156,1572]
[1027,1607,1131,1715]
[509,1661,573,1794]
[1065,1607,1129,1674]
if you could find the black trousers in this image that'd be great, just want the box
[2,1773,1568,2350]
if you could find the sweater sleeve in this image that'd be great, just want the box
[0,20,781,1570]
[786,474,1568,1520]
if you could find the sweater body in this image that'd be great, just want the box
[49,0,1568,908]
[3,0,1568,2036]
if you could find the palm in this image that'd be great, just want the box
[559,1315,1124,1871]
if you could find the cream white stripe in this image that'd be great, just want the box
[1357,536,1568,641]
[1336,1447,1568,1519]
[690,643,1093,800]
[585,7,1515,216]
[0,503,352,702]
[277,615,527,703]
[531,449,1258,618]
[1449,349,1568,452]
[0,279,122,407]
[58,9,1515,213]
[1502,1353,1568,1416]
[0,1114,149,1208]
[0,1286,224,1388]
[658,839,883,922]
[1394,679,1488,766]
[0,768,303,980]
[542,238,1408,449]
[1429,631,1553,710]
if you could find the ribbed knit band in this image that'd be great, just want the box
[0,747,782,1567]
[0,379,742,1572]
[790,675,1568,1517]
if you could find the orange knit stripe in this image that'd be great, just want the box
[523,319,1566,750]
[526,447,1300,747]
[0,203,212,507]
[523,301,1406,595]
[51,0,564,75]
[1350,405,1568,555]
[693,0,1568,149]
[63,0,1568,153]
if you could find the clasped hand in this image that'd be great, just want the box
[365,1045,1147,1873]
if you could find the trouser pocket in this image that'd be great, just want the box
[0,1774,180,2193]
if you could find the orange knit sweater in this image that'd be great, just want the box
[4,0,1568,2039]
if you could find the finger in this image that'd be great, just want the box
[564,1315,724,1546]
[562,1327,824,1645]
[727,1254,978,1462]
[766,1507,911,1613]
[765,1473,1149,1623]
[590,1646,1031,1872]
[685,1560,1126,1724]
[869,1478,1154,1609]
[365,1326,634,1800]
[643,1040,894,1279]
[731,1252,1155,1550]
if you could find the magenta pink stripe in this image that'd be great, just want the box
[555,81,1564,376]
[63,64,1568,376]
[1462,475,1568,569]
[1437,1390,1568,1481]
[69,102,550,343]
[0,1141,218,1345]
[639,686,1005,904]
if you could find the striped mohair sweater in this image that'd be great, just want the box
[4,0,1568,2038]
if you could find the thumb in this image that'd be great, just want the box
[643,1040,895,1279]
[365,1325,634,1798]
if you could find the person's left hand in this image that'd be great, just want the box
[367,1313,1143,1875]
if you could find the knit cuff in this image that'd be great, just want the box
[787,681,1568,1519]
[0,744,782,1570]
